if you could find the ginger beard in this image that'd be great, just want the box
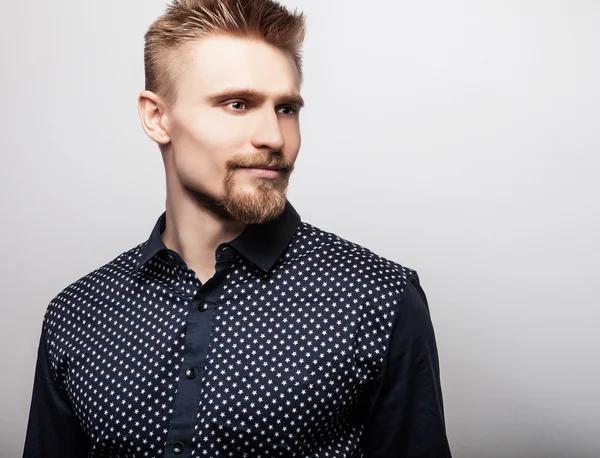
[219,151,295,225]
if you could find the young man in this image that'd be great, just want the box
[23,1,452,457]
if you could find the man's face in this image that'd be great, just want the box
[163,34,303,224]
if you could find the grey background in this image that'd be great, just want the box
[1,1,599,457]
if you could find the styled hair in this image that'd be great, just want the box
[144,0,306,106]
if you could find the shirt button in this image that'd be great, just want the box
[186,366,197,379]
[197,302,208,312]
[172,441,184,454]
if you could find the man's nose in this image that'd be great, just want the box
[251,108,285,152]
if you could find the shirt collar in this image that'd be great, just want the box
[134,200,301,273]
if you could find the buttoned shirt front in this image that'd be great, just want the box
[23,201,451,457]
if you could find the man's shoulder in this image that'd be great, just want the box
[293,221,418,289]
[43,241,149,321]
[293,221,426,378]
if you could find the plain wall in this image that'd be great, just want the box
[1,1,599,457]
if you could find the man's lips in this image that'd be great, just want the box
[237,166,286,179]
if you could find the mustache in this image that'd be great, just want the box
[226,152,295,172]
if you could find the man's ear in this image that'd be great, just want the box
[138,90,171,145]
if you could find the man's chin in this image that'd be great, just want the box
[223,190,287,225]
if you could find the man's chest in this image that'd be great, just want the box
[61,294,369,457]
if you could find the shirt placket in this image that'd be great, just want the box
[163,248,232,457]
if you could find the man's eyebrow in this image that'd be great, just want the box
[206,88,305,108]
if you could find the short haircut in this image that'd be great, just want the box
[144,0,306,106]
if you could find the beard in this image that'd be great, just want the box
[221,172,290,224]
[188,151,295,225]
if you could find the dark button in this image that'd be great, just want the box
[186,366,197,379]
[172,441,184,454]
[197,302,208,312]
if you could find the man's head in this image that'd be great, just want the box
[138,0,306,224]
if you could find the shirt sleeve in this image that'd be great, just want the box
[22,325,90,458]
[361,273,452,457]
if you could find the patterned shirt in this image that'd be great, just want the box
[23,201,451,458]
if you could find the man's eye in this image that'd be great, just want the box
[277,105,298,116]
[227,101,247,110]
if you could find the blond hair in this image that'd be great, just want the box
[144,0,306,106]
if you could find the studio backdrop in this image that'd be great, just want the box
[1,1,599,457]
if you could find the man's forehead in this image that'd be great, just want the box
[179,34,301,95]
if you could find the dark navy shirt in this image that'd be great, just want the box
[23,201,451,457]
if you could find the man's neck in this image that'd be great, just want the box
[161,193,246,284]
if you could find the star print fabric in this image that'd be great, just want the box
[23,202,451,458]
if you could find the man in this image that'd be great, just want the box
[23,0,452,457]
